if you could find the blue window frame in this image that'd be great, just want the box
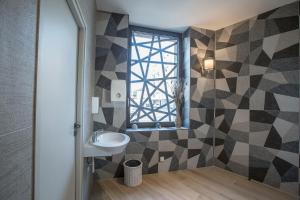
[128,26,182,127]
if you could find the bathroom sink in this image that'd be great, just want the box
[90,132,130,154]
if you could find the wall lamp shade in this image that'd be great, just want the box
[203,58,214,71]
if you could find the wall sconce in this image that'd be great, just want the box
[203,58,214,71]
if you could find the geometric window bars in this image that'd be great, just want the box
[129,27,179,125]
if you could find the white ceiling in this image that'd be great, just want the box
[96,0,297,32]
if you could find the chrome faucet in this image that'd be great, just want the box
[92,129,103,142]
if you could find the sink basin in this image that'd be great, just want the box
[90,132,130,154]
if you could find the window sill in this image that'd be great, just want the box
[126,127,188,132]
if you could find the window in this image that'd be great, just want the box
[128,26,181,127]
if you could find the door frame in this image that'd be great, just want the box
[65,0,87,199]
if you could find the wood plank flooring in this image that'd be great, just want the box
[91,166,297,200]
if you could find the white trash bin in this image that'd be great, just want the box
[123,159,142,187]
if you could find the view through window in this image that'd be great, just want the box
[129,27,179,126]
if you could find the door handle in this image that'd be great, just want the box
[74,123,81,136]
[74,123,81,129]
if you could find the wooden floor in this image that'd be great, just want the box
[91,166,297,200]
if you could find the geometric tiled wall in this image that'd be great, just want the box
[214,19,251,177]
[249,1,299,195]
[95,128,188,179]
[94,16,216,179]
[187,27,216,168]
[215,1,299,196]
[94,2,299,196]
[93,11,129,178]
[93,11,129,133]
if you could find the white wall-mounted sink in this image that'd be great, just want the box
[89,131,130,155]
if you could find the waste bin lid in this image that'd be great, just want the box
[124,160,142,167]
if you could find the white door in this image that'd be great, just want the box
[35,0,78,199]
